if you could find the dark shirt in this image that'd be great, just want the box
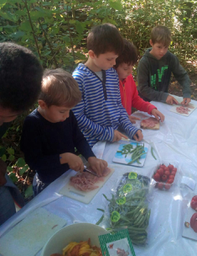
[20,109,95,183]
[137,48,191,102]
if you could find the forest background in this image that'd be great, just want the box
[0,0,197,199]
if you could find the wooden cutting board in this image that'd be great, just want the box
[59,167,114,204]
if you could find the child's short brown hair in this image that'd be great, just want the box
[87,23,123,56]
[115,39,138,68]
[39,69,81,108]
[151,25,171,47]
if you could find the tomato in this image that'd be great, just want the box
[157,168,164,176]
[191,195,197,211]
[164,170,170,177]
[169,175,175,180]
[165,183,171,190]
[190,213,197,233]
[168,164,173,169]
[172,167,177,173]
[167,179,174,184]
[171,170,176,176]
[161,175,168,181]
[157,182,163,190]
[154,173,160,181]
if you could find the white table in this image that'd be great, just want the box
[1,97,197,256]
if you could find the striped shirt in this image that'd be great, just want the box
[72,63,139,147]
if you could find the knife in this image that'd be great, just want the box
[83,166,99,177]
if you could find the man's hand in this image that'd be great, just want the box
[133,130,143,141]
[88,157,108,177]
[113,130,128,142]
[151,109,165,122]
[0,159,7,186]
[166,95,179,105]
[60,153,84,172]
[128,115,141,124]
[181,98,191,106]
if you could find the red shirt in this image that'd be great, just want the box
[119,74,156,116]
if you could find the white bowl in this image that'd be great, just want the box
[41,223,108,256]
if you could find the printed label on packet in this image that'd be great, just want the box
[99,229,136,256]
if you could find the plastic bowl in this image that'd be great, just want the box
[41,223,108,256]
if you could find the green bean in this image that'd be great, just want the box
[151,146,157,160]
[96,214,104,225]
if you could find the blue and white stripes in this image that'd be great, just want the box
[72,63,139,147]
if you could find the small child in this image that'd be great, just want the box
[21,69,107,195]
[115,39,165,123]
[137,25,191,105]
[0,42,43,225]
[72,23,143,147]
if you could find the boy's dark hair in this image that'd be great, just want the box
[87,23,123,56]
[115,39,138,68]
[151,25,171,47]
[39,68,81,108]
[0,42,43,112]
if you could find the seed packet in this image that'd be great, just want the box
[99,229,136,256]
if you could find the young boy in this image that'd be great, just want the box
[20,69,107,195]
[0,42,43,225]
[137,25,191,105]
[72,23,143,147]
[115,39,165,123]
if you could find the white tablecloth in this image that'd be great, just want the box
[1,97,197,256]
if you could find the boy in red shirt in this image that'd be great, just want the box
[115,39,164,123]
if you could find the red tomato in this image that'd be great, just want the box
[172,167,177,173]
[165,183,171,190]
[160,164,165,169]
[164,170,170,177]
[168,164,174,170]
[171,170,176,176]
[157,168,164,176]
[169,175,175,180]
[162,174,168,181]
[157,182,163,190]
[167,179,174,184]
[154,173,160,181]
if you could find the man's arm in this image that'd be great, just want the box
[137,58,169,102]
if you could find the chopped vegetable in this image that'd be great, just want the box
[117,143,146,165]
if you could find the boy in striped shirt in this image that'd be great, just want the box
[72,23,143,147]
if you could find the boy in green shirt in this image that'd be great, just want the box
[137,25,191,105]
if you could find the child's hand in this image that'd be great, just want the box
[129,115,141,124]
[113,130,128,142]
[60,153,84,172]
[0,159,7,186]
[181,98,191,106]
[151,109,165,122]
[88,157,108,177]
[166,95,179,105]
[133,130,143,141]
